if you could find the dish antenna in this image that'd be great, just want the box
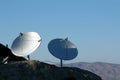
[11,32,42,60]
[48,37,78,67]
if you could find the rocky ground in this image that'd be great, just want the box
[0,60,102,80]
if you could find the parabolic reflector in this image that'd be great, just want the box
[11,32,41,57]
[48,38,78,60]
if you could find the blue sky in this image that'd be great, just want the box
[0,0,120,64]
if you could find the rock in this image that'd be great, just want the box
[0,60,102,80]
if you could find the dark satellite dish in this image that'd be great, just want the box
[48,38,78,67]
[11,32,42,58]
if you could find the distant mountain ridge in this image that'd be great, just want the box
[64,62,120,80]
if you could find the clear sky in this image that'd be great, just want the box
[0,0,120,64]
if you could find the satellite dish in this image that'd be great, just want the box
[48,38,78,67]
[11,32,42,57]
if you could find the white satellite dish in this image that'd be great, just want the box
[11,32,42,57]
[48,38,78,67]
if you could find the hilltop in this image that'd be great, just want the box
[0,60,102,80]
